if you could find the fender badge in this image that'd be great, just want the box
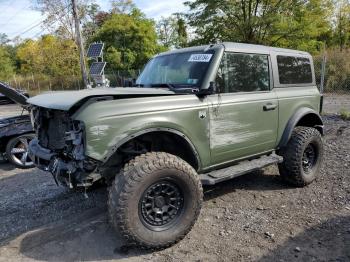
[199,110,207,119]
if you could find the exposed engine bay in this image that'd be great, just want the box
[29,107,98,188]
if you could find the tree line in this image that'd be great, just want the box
[0,0,349,91]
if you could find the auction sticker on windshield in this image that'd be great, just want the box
[188,54,213,62]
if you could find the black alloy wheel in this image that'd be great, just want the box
[302,143,317,174]
[139,179,184,231]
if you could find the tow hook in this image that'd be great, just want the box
[50,158,60,186]
[49,157,77,187]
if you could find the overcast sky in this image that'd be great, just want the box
[0,0,188,40]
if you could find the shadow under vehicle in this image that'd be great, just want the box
[0,82,34,168]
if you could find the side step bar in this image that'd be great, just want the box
[200,153,283,185]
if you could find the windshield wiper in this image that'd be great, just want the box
[150,83,177,89]
[138,83,199,94]
[151,83,200,94]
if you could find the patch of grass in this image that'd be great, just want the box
[339,108,350,120]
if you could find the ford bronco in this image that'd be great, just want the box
[26,42,323,249]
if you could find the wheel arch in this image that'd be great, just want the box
[278,107,324,148]
[102,128,201,171]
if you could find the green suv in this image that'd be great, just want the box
[27,42,324,249]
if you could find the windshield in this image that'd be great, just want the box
[136,50,215,88]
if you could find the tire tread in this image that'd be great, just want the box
[108,152,203,250]
[278,126,323,186]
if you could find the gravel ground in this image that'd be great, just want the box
[0,104,25,118]
[0,106,349,261]
[323,94,350,114]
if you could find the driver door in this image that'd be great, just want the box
[208,52,278,166]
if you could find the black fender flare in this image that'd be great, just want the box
[278,107,324,148]
[102,127,202,169]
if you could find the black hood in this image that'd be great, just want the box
[0,81,28,107]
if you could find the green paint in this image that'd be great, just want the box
[28,43,322,173]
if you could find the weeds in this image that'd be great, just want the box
[339,108,350,120]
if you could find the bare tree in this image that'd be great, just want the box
[0,33,9,45]
[157,15,188,48]
[157,16,176,48]
[110,0,135,14]
[72,0,88,87]
[34,0,75,39]
[34,0,96,40]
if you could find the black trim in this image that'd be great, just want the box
[102,128,201,169]
[278,108,324,148]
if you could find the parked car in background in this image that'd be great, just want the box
[0,82,34,168]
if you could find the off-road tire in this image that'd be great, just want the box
[108,152,203,250]
[278,126,323,186]
[6,133,35,169]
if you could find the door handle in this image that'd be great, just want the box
[263,103,277,111]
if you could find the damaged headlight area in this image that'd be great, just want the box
[29,107,99,188]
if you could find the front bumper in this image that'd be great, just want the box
[29,139,78,185]
[29,138,98,187]
[29,138,56,170]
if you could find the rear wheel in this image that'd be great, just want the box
[278,127,323,186]
[108,152,203,249]
[6,133,35,169]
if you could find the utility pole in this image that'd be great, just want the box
[72,0,89,88]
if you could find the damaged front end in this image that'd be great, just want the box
[29,107,99,188]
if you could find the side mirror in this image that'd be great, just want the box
[209,81,217,93]
[124,78,136,87]
[195,81,217,97]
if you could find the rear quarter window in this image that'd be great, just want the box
[277,55,313,85]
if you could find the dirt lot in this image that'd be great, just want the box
[0,104,24,118]
[323,93,350,114]
[0,102,349,261]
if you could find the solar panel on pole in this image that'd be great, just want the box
[87,43,104,58]
[89,62,106,76]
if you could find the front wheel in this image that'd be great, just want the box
[278,126,323,186]
[108,152,203,249]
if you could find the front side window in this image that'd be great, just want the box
[216,52,270,93]
[277,56,313,85]
[136,50,215,88]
